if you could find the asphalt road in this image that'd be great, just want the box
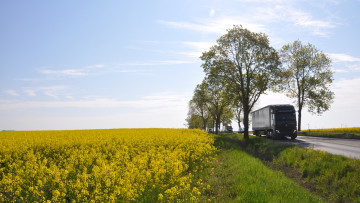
[277,135,360,159]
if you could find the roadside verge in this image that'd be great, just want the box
[204,133,360,202]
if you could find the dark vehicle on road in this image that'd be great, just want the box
[224,126,233,133]
[252,104,297,140]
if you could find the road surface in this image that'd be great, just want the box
[277,135,360,159]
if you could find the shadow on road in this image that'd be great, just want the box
[275,137,312,148]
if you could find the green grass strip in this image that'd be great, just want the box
[228,134,360,202]
[274,147,360,202]
[199,135,322,202]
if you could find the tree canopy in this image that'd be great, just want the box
[187,26,334,138]
[200,25,282,139]
[280,40,334,131]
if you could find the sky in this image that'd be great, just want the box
[1,0,360,130]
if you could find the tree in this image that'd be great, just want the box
[186,77,231,134]
[201,25,281,139]
[233,97,243,131]
[203,77,232,134]
[280,40,334,131]
[185,105,203,129]
[191,83,211,130]
[220,106,234,130]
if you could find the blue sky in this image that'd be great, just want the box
[1,0,360,130]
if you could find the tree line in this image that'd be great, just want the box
[186,25,334,139]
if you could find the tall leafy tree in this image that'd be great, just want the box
[280,40,334,131]
[186,78,231,134]
[201,25,281,139]
[190,83,211,130]
[220,106,234,129]
[185,100,204,129]
[204,77,232,134]
[233,96,243,132]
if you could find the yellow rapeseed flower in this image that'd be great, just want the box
[0,128,215,202]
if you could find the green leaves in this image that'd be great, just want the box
[192,26,334,134]
[199,25,282,138]
[280,40,334,129]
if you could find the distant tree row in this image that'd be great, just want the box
[186,25,334,139]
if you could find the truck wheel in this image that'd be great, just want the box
[266,131,272,139]
[271,131,279,140]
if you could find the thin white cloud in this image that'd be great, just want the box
[158,1,337,37]
[39,69,88,76]
[16,78,40,82]
[35,64,107,79]
[180,41,215,58]
[328,53,360,63]
[327,53,360,73]
[157,17,267,35]
[158,60,196,65]
[333,69,348,73]
[249,4,336,37]
[209,9,215,17]
[117,60,196,67]
[38,86,68,99]
[236,0,286,2]
[24,89,36,97]
[182,41,214,50]
[114,69,151,73]
[87,64,105,69]
[347,64,360,72]
[143,91,190,101]
[5,90,20,96]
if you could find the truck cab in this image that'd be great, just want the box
[225,126,233,133]
[272,105,297,139]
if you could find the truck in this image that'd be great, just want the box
[252,104,297,140]
[224,126,233,133]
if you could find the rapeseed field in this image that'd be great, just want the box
[309,127,360,133]
[0,129,215,202]
[303,127,360,139]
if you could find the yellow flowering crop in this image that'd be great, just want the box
[307,127,360,133]
[0,128,215,202]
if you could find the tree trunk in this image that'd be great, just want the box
[243,109,249,139]
[214,116,218,134]
[297,89,302,131]
[238,121,242,132]
[202,117,207,130]
[215,116,221,134]
[298,105,302,131]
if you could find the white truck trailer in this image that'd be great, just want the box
[252,104,297,140]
